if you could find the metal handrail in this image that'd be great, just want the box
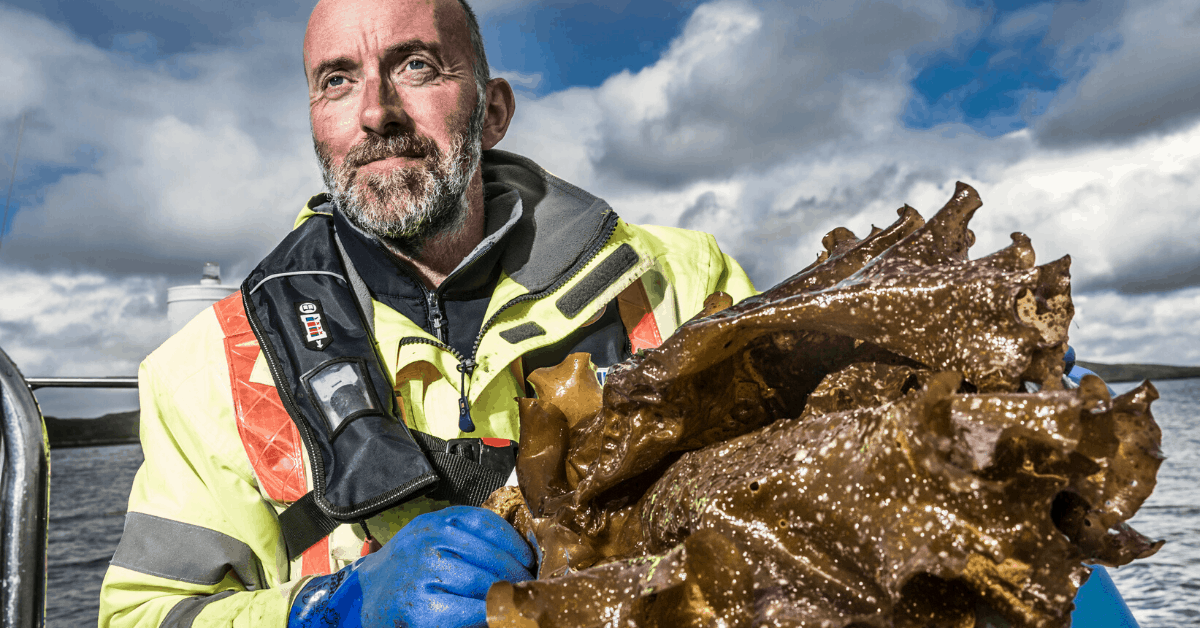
[0,347,48,628]
[25,377,138,391]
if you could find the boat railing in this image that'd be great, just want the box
[0,351,139,627]
[1,347,50,628]
[25,378,138,391]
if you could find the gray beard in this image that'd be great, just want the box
[316,95,485,255]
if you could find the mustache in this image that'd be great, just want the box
[342,132,442,170]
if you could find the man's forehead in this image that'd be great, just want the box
[304,0,467,70]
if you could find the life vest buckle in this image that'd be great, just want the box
[446,438,518,475]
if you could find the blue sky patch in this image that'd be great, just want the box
[902,1,1068,136]
[482,0,702,95]
[4,0,305,56]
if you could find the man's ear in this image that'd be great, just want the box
[482,78,516,150]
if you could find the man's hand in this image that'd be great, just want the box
[1062,344,1117,396]
[289,506,536,628]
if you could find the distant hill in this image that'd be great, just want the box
[1076,361,1200,383]
[43,411,139,448]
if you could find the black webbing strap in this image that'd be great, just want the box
[411,431,514,507]
[279,493,340,561]
[278,432,517,561]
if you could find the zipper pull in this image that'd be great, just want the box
[456,358,477,433]
[427,294,446,342]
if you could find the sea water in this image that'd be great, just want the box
[1107,377,1200,626]
[45,378,1200,627]
[47,444,142,627]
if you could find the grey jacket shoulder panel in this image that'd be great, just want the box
[482,150,618,294]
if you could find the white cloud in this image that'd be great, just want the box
[992,3,1053,41]
[493,67,543,92]
[1071,287,1200,366]
[578,0,977,186]
[0,4,324,409]
[969,124,1200,294]
[0,269,165,376]
[0,3,321,279]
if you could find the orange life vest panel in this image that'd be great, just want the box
[213,291,332,576]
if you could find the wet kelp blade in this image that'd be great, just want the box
[487,183,1162,628]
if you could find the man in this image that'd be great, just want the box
[98,0,754,626]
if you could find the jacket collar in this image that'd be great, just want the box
[303,149,619,299]
[331,199,514,302]
[482,149,618,295]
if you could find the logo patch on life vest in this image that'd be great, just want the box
[296,301,332,351]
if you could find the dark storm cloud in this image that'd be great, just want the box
[1084,254,1200,295]
[590,0,978,188]
[1040,0,1128,74]
[1036,0,1200,147]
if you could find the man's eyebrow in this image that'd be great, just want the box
[309,41,447,83]
[383,40,446,65]
[310,56,356,81]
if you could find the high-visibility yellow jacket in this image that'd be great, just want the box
[98,151,755,627]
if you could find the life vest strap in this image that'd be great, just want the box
[415,431,516,506]
[278,493,340,563]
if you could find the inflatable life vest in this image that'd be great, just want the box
[214,213,677,574]
[214,214,526,567]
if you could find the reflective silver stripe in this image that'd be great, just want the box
[160,591,236,628]
[248,271,346,295]
[111,513,265,590]
[335,233,375,334]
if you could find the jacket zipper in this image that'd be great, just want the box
[468,210,620,359]
[421,283,471,429]
[405,210,620,435]
[397,335,477,432]
[426,292,447,343]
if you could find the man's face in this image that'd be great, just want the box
[305,0,483,247]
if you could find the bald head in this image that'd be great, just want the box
[305,0,488,92]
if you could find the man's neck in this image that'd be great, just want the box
[385,175,487,290]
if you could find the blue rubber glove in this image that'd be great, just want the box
[1063,344,1116,396]
[288,506,536,628]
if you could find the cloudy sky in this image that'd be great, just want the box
[2,0,1198,417]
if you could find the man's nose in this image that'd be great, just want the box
[358,73,411,136]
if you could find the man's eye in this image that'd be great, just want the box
[326,76,346,88]
[407,60,427,71]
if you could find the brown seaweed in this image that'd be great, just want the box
[485,183,1164,628]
